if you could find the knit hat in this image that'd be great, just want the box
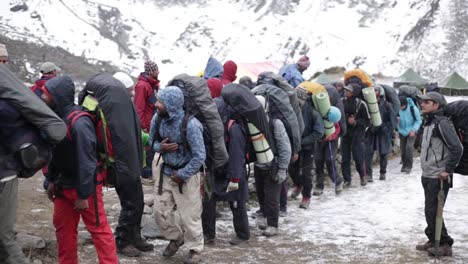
[144,60,158,75]
[0,43,8,58]
[296,55,310,69]
[207,78,223,98]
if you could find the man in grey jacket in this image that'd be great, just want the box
[415,92,463,257]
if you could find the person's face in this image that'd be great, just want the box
[127,86,134,97]
[345,89,353,98]
[400,104,407,110]
[40,92,54,108]
[375,89,381,98]
[0,56,8,64]
[155,100,168,117]
[149,69,159,80]
[298,65,308,73]
[420,99,439,114]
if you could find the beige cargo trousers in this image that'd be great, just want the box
[152,159,204,253]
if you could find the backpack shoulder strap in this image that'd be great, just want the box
[65,110,94,140]
[151,116,163,149]
[181,114,196,152]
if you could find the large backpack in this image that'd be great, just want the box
[77,73,144,186]
[398,84,422,121]
[379,84,400,114]
[323,84,347,137]
[344,69,373,99]
[0,64,66,143]
[257,71,305,135]
[443,100,468,175]
[251,84,301,154]
[221,83,277,162]
[0,65,65,179]
[167,74,228,169]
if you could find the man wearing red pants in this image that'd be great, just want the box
[42,76,118,264]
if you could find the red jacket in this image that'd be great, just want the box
[30,74,55,96]
[133,73,159,131]
[222,60,237,85]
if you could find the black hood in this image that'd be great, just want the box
[45,76,76,117]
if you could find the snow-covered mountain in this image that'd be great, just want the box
[1,0,468,84]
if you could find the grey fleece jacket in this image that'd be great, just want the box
[273,119,292,171]
[420,111,463,179]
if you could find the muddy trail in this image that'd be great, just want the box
[15,157,468,263]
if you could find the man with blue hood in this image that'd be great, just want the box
[41,76,118,264]
[150,86,205,264]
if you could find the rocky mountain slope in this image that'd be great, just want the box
[1,0,467,84]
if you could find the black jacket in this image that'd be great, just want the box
[343,96,370,137]
[301,98,324,150]
[46,76,98,199]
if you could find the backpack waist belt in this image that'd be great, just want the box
[158,162,189,195]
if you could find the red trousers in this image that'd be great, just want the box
[53,184,118,264]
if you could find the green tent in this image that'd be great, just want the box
[394,68,428,89]
[440,72,468,96]
[312,73,332,85]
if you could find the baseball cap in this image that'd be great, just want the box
[416,92,447,107]
[40,62,61,74]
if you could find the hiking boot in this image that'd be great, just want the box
[401,167,411,174]
[379,173,386,180]
[257,216,267,230]
[343,181,351,188]
[291,185,302,199]
[229,236,249,246]
[279,208,287,217]
[162,239,184,257]
[312,189,323,196]
[184,250,201,264]
[253,209,263,218]
[263,226,279,237]
[134,237,154,252]
[360,177,367,186]
[416,241,434,251]
[367,176,374,182]
[117,244,141,257]
[141,176,155,186]
[299,197,310,209]
[427,244,452,257]
[335,182,343,194]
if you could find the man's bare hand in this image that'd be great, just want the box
[160,138,178,153]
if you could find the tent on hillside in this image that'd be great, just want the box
[394,68,428,90]
[311,72,332,84]
[236,61,281,82]
[440,72,468,96]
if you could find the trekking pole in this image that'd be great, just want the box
[434,179,445,262]
[328,141,337,194]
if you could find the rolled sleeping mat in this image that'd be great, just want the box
[247,122,274,164]
[312,92,335,136]
[362,87,382,127]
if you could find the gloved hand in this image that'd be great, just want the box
[277,169,287,183]
[226,178,240,192]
